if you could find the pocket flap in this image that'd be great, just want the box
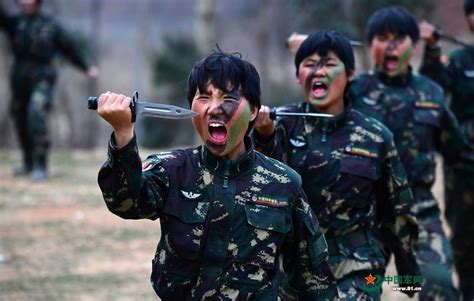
[164,189,209,224]
[340,156,379,180]
[244,204,289,234]
[414,105,441,128]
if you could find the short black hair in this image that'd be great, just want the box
[367,6,420,44]
[294,30,355,77]
[465,0,474,15]
[187,51,261,111]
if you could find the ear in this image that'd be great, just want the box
[249,105,259,122]
[412,41,419,54]
[347,69,355,82]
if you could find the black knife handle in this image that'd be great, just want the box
[269,107,277,120]
[88,96,98,110]
[87,91,138,123]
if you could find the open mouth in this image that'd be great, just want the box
[384,55,399,71]
[312,81,328,98]
[208,122,228,144]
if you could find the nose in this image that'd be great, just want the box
[313,65,326,77]
[208,99,225,116]
[386,39,399,51]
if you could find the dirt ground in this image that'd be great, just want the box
[0,150,453,301]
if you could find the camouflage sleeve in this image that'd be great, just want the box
[437,97,474,166]
[419,44,454,91]
[284,191,338,300]
[253,119,289,163]
[55,23,90,71]
[97,133,169,220]
[377,137,420,277]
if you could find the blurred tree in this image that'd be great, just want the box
[289,0,435,71]
[141,34,201,148]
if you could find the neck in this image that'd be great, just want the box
[225,140,247,160]
[310,98,345,116]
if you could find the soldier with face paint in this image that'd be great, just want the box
[346,6,474,301]
[419,1,474,299]
[253,30,419,300]
[95,51,338,300]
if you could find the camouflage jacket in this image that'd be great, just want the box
[98,135,338,300]
[0,8,89,82]
[420,44,474,120]
[420,45,474,172]
[349,69,474,211]
[253,100,419,280]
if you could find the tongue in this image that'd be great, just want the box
[210,127,227,140]
[385,59,398,70]
[313,87,327,98]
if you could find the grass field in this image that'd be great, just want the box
[0,149,450,300]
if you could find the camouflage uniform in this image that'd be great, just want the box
[97,135,338,300]
[253,100,419,300]
[420,44,474,300]
[0,7,90,172]
[349,68,471,300]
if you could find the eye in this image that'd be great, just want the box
[224,96,239,103]
[195,95,210,102]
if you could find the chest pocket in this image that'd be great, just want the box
[239,202,290,269]
[287,134,310,171]
[413,103,442,149]
[162,187,210,260]
[334,155,380,205]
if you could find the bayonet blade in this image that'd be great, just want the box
[87,91,198,122]
[269,107,333,120]
[136,102,199,119]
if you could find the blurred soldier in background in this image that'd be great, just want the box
[419,0,474,299]
[0,0,98,181]
[348,6,472,301]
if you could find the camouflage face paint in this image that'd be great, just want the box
[305,59,345,105]
[223,105,251,154]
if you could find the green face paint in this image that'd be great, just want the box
[224,105,251,154]
[306,60,345,106]
[393,43,413,76]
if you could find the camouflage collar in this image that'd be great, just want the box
[376,66,413,86]
[200,136,255,178]
[304,97,352,130]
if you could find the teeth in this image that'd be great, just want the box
[209,123,224,128]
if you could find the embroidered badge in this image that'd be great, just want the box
[464,70,474,77]
[252,195,288,207]
[180,190,202,200]
[344,145,378,158]
[415,101,440,109]
[290,138,306,147]
[362,97,377,106]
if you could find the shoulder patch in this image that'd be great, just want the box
[141,157,160,171]
[344,144,378,158]
[415,101,440,109]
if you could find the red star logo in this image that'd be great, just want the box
[365,274,377,285]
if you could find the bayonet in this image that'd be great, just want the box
[88,91,198,122]
[435,30,471,47]
[269,107,333,120]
